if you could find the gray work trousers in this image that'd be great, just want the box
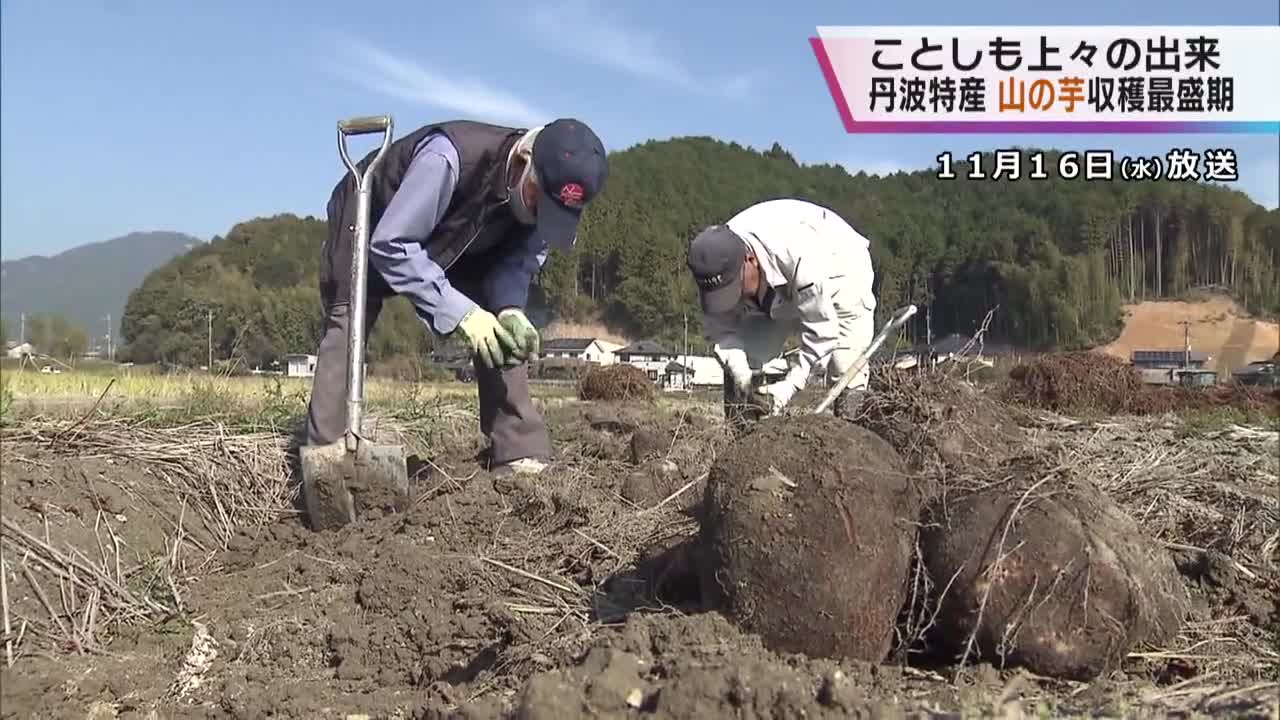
[304,300,552,466]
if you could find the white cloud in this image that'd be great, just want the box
[523,0,758,100]
[324,35,548,127]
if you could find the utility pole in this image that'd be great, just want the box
[926,305,933,347]
[683,312,690,390]
[19,313,25,344]
[207,310,213,372]
[104,314,113,362]
[1180,320,1191,369]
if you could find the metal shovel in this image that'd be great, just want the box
[812,303,918,414]
[300,114,411,531]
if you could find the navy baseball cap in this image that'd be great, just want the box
[687,225,747,314]
[531,118,607,252]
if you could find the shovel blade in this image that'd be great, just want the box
[300,439,411,531]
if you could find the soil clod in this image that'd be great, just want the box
[698,414,921,662]
[857,370,1026,483]
[919,472,1191,681]
[579,365,656,402]
[621,459,692,511]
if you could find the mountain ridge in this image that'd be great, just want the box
[1,230,204,343]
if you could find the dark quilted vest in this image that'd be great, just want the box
[321,120,529,303]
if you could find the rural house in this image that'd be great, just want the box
[1131,349,1210,369]
[661,354,726,390]
[662,361,691,391]
[283,353,318,378]
[540,337,622,365]
[615,341,678,381]
[5,341,34,359]
[675,354,725,387]
[1130,348,1211,385]
[428,349,477,382]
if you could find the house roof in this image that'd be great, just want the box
[1132,349,1210,363]
[617,340,675,356]
[543,337,598,351]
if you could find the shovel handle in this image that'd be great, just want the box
[336,113,395,443]
[339,115,392,136]
[812,304,917,415]
[337,114,395,186]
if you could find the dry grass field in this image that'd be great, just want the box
[0,358,1276,719]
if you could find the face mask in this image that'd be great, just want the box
[507,127,542,225]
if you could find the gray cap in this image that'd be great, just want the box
[687,225,747,314]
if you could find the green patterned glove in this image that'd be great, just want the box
[455,307,518,369]
[497,308,540,363]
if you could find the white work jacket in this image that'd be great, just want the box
[702,198,877,387]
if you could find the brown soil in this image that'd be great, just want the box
[629,427,671,466]
[1174,549,1280,637]
[0,454,222,657]
[633,535,702,606]
[469,612,928,720]
[620,460,697,513]
[0,397,1275,719]
[698,413,921,662]
[494,613,910,720]
[920,470,1192,681]
[856,369,1027,485]
[1127,383,1280,415]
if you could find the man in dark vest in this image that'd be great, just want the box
[306,118,608,476]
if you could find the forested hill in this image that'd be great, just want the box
[120,137,1280,369]
[2,231,201,344]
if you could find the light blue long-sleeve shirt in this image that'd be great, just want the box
[367,132,548,336]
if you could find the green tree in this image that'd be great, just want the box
[120,141,1280,363]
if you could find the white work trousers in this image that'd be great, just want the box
[739,219,876,391]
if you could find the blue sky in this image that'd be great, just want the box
[1,0,1277,260]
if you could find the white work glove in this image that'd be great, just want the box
[755,380,798,416]
[713,344,752,393]
[756,365,808,416]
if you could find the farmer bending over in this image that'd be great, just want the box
[306,118,608,476]
[686,198,878,423]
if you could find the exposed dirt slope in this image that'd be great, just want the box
[1097,294,1279,373]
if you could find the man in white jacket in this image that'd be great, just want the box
[686,198,877,421]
